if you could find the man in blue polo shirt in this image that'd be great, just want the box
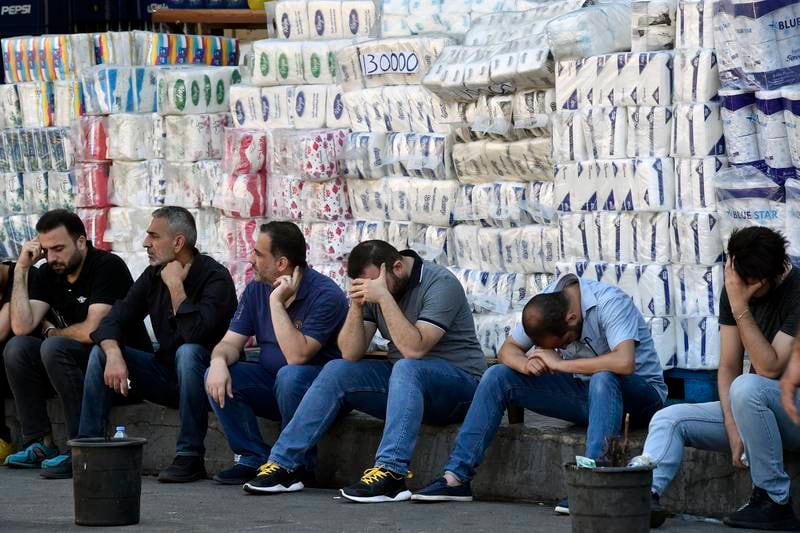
[205,221,347,485]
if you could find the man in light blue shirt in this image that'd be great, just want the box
[413,273,667,511]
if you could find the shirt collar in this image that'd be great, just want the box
[294,267,313,302]
[399,249,423,289]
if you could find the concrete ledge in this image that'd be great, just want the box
[4,399,794,517]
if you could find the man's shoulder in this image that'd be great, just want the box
[197,253,234,280]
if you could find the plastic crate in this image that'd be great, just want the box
[664,368,719,404]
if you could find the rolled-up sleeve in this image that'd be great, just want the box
[171,270,238,345]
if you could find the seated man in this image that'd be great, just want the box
[413,269,667,511]
[205,221,347,485]
[4,210,143,477]
[78,207,238,483]
[642,227,800,531]
[0,260,19,461]
[242,240,486,502]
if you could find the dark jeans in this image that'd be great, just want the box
[0,339,10,441]
[3,336,91,443]
[79,344,211,457]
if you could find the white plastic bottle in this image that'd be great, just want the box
[113,426,127,439]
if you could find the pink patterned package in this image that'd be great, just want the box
[302,176,352,222]
[77,207,111,250]
[307,221,351,263]
[72,116,109,162]
[300,129,347,182]
[310,261,349,291]
[267,173,304,221]
[219,216,263,260]
[222,128,267,175]
[74,162,110,208]
[216,172,267,219]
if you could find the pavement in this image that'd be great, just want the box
[0,468,735,533]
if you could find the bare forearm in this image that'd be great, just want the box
[498,343,529,373]
[10,268,34,333]
[558,352,635,375]
[718,365,741,425]
[49,323,93,344]
[338,305,368,360]
[211,341,242,366]
[735,311,781,376]
[378,294,424,358]
[167,282,187,316]
[270,300,314,364]
[100,339,124,360]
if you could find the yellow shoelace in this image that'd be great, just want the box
[359,467,413,485]
[257,462,280,477]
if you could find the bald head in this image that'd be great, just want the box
[522,292,571,345]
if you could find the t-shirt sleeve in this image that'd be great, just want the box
[228,283,255,337]
[300,287,348,345]
[28,266,50,304]
[417,274,467,332]
[718,288,735,327]
[510,321,534,350]
[599,292,642,351]
[88,256,134,306]
[779,300,800,336]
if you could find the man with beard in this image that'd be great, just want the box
[205,221,347,485]
[78,207,237,483]
[412,272,667,512]
[243,240,485,503]
[4,210,145,477]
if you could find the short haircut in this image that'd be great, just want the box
[347,240,402,279]
[259,221,307,268]
[727,226,789,289]
[522,291,571,341]
[36,209,86,240]
[152,206,197,249]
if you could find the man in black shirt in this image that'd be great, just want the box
[79,207,237,483]
[643,227,800,530]
[3,210,142,478]
[0,261,18,462]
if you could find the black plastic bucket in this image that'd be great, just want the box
[68,437,147,526]
[564,463,654,533]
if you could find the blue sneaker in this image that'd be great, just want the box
[411,477,473,503]
[555,497,569,515]
[5,441,58,468]
[41,452,72,479]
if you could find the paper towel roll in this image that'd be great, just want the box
[675,156,727,210]
[676,0,715,49]
[672,102,726,157]
[597,212,636,263]
[676,316,720,369]
[627,106,673,157]
[342,0,377,37]
[635,211,672,263]
[107,114,162,161]
[291,85,328,129]
[673,263,723,317]
[647,316,677,368]
[552,111,588,163]
[252,39,280,85]
[583,106,628,159]
[637,262,674,317]
[222,128,267,175]
[670,210,724,265]
[719,88,760,164]
[633,157,676,211]
[674,48,720,103]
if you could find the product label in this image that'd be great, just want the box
[203,74,212,106]
[191,80,200,106]
[310,53,321,78]
[260,52,270,77]
[174,79,186,111]
[278,53,289,79]
[360,51,419,77]
[216,79,225,105]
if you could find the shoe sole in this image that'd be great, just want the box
[723,517,800,531]
[5,461,44,469]
[410,494,473,503]
[40,470,72,479]
[554,506,570,515]
[242,481,304,494]
[340,489,412,503]
[213,476,254,485]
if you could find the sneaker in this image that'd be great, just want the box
[4,441,58,468]
[41,453,72,479]
[723,487,800,531]
[411,477,473,503]
[243,462,304,494]
[157,455,207,483]
[213,463,259,485]
[340,467,412,503]
[651,492,666,529]
[554,497,569,515]
[0,438,13,464]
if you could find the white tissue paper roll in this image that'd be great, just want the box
[627,106,673,157]
[341,0,377,37]
[647,316,677,369]
[106,207,157,252]
[107,114,163,161]
[631,0,677,52]
[597,212,636,263]
[633,157,676,211]
[676,316,720,370]
[582,106,628,159]
[308,1,345,39]
[672,102,726,158]
[347,177,388,220]
[52,81,82,128]
[755,89,792,169]
[635,211,672,263]
[230,84,266,129]
[559,213,600,262]
[385,177,411,221]
[676,0,715,49]
[477,227,504,272]
[673,263,723,317]
[617,51,674,107]
[453,223,481,270]
[674,48,720,103]
[164,114,215,162]
[675,156,727,210]
[325,84,349,128]
[783,85,800,168]
[719,88,760,164]
[670,211,724,265]
[109,160,152,207]
[17,82,52,128]
[409,178,457,227]
[636,262,674,317]
[276,0,312,40]
[252,40,280,86]
[387,220,411,250]
[552,111,588,163]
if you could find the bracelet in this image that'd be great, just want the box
[42,326,55,338]
[735,307,750,321]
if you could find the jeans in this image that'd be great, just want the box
[79,344,211,457]
[0,340,11,441]
[444,365,665,482]
[207,362,323,469]
[645,373,800,504]
[4,336,91,442]
[270,358,480,475]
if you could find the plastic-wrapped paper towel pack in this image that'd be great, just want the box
[647,316,677,368]
[78,208,112,251]
[222,128,267,175]
[52,80,84,128]
[631,0,677,52]
[72,116,108,162]
[675,156,727,210]
[787,179,800,265]
[215,172,268,218]
[268,173,305,220]
[714,165,787,245]
[105,207,158,252]
[673,263,722,317]
[719,89,760,165]
[271,0,377,40]
[157,66,240,115]
[305,221,352,263]
[109,160,153,207]
[675,0,714,49]
[670,210,724,265]
[671,102,726,158]
[302,176,352,221]
[219,217,264,261]
[676,316,720,369]
[107,114,164,161]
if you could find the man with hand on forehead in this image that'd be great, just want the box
[4,210,143,478]
[206,221,347,486]
[241,240,485,503]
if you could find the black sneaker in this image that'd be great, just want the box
[213,463,259,485]
[411,477,473,503]
[40,452,72,479]
[242,462,304,494]
[723,487,800,531]
[651,492,666,529]
[554,497,569,515]
[157,455,207,483]
[340,467,412,503]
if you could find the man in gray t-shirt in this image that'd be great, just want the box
[243,240,485,503]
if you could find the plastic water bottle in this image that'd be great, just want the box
[113,426,127,440]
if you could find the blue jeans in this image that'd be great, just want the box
[444,364,664,482]
[644,373,800,504]
[269,358,480,475]
[206,362,323,469]
[79,344,211,457]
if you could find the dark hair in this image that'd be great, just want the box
[347,240,402,279]
[35,209,86,240]
[727,226,789,289]
[522,292,571,341]
[152,206,197,249]
[260,221,307,268]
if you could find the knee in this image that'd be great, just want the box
[276,364,310,391]
[477,364,516,392]
[175,344,209,373]
[389,358,424,382]
[3,336,36,369]
[40,337,76,368]
[315,358,355,385]
[648,405,681,434]
[588,371,621,397]
[729,373,764,412]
